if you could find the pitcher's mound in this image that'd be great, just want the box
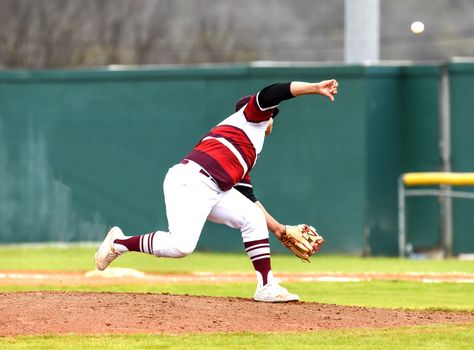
[1,291,473,336]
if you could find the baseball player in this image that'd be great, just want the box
[96,79,338,302]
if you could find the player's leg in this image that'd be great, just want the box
[207,189,299,302]
[95,163,221,270]
[207,190,273,286]
[153,162,221,257]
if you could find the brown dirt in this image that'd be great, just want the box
[1,271,473,336]
[1,291,473,336]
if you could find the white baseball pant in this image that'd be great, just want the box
[150,160,269,257]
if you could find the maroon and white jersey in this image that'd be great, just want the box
[184,94,277,191]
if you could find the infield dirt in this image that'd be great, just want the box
[1,291,473,336]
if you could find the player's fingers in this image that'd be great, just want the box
[296,241,312,252]
[320,89,335,101]
[323,80,333,89]
[292,247,310,261]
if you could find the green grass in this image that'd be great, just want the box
[1,245,474,274]
[2,281,474,311]
[2,247,474,348]
[2,246,474,310]
[1,324,474,350]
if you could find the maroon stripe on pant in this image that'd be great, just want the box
[149,232,156,254]
[250,253,271,261]
[246,244,270,253]
[244,239,269,249]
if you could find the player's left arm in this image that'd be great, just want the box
[234,184,324,260]
[256,79,339,109]
[244,79,338,123]
[255,200,325,261]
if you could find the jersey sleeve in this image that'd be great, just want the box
[257,82,294,108]
[243,95,274,123]
[242,83,294,123]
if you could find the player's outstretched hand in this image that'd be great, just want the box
[316,79,339,101]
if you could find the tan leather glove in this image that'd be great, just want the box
[279,224,325,262]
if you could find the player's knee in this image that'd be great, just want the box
[241,205,268,240]
[249,205,266,226]
[174,242,197,257]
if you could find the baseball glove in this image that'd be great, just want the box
[279,224,325,262]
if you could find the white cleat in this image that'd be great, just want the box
[95,226,125,271]
[253,283,300,303]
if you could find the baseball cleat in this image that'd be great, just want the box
[253,283,300,303]
[95,226,125,271]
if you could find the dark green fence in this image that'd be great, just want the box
[398,66,442,255]
[449,63,474,254]
[0,63,473,255]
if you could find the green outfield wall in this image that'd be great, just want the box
[449,63,474,254]
[398,66,442,255]
[0,63,472,255]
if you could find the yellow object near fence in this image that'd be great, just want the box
[398,172,474,258]
[403,172,474,186]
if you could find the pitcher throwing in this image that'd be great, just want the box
[95,80,338,302]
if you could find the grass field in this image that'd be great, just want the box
[2,245,474,274]
[2,324,474,350]
[1,245,473,349]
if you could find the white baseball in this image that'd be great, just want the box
[411,21,425,34]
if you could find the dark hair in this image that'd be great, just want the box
[235,95,251,112]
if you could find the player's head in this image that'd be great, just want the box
[235,95,251,112]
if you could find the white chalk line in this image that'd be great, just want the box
[2,269,474,284]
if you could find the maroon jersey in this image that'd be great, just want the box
[184,94,276,191]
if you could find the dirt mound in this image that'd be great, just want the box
[1,292,473,336]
